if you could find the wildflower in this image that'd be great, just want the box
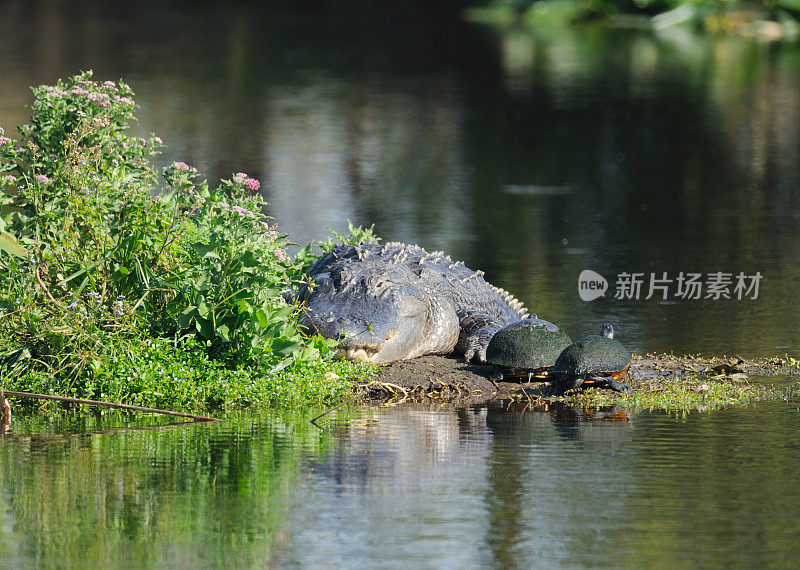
[71,87,89,95]
[0,136,10,145]
[173,161,191,171]
[115,96,134,106]
[113,295,125,316]
[35,174,51,184]
[274,249,287,262]
[233,172,247,184]
[154,136,163,144]
[66,302,78,310]
[103,80,117,88]
[245,178,261,192]
[231,205,256,217]
[2,175,16,184]
[99,101,109,108]
[139,138,147,146]
[88,291,101,302]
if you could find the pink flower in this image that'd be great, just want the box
[99,101,109,108]
[274,249,286,262]
[233,172,247,184]
[245,178,260,192]
[71,87,89,95]
[173,161,190,171]
[0,136,10,145]
[35,174,51,184]
[231,205,256,217]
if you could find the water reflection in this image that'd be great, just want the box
[288,403,635,567]
[1,401,800,566]
[288,401,800,567]
[0,412,322,567]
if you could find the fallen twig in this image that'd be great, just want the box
[1,391,219,422]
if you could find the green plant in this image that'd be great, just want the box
[0,71,373,409]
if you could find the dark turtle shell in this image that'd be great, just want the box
[486,318,572,370]
[551,334,631,377]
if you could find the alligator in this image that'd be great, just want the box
[288,241,531,363]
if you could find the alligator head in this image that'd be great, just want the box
[295,262,459,363]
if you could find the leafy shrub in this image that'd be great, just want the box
[0,71,374,408]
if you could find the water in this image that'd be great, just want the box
[2,401,800,567]
[2,1,800,566]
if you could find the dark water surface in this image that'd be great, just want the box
[2,1,800,566]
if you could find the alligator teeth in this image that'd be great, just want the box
[337,346,379,362]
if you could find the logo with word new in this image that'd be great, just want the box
[578,270,608,301]
[578,270,763,301]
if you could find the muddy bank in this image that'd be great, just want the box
[360,353,800,405]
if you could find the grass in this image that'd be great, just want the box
[5,336,378,414]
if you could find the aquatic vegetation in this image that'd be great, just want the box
[0,72,376,411]
[549,371,790,413]
[541,353,798,411]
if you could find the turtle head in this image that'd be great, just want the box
[600,323,614,339]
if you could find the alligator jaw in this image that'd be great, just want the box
[335,346,380,362]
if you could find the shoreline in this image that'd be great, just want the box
[360,353,800,408]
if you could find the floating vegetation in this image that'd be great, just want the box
[540,353,799,412]
[547,376,790,413]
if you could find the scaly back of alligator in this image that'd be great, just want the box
[304,242,527,319]
[294,242,529,362]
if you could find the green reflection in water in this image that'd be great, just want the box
[0,401,799,567]
[0,410,334,567]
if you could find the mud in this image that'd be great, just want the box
[360,352,800,404]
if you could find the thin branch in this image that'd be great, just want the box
[1,391,220,422]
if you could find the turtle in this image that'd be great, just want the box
[485,317,572,382]
[550,323,631,394]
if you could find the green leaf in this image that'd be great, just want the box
[272,338,302,356]
[195,316,215,339]
[215,324,230,342]
[239,250,260,268]
[177,306,198,330]
[235,300,252,315]
[269,304,293,322]
[196,297,210,319]
[191,242,220,259]
[0,229,27,258]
